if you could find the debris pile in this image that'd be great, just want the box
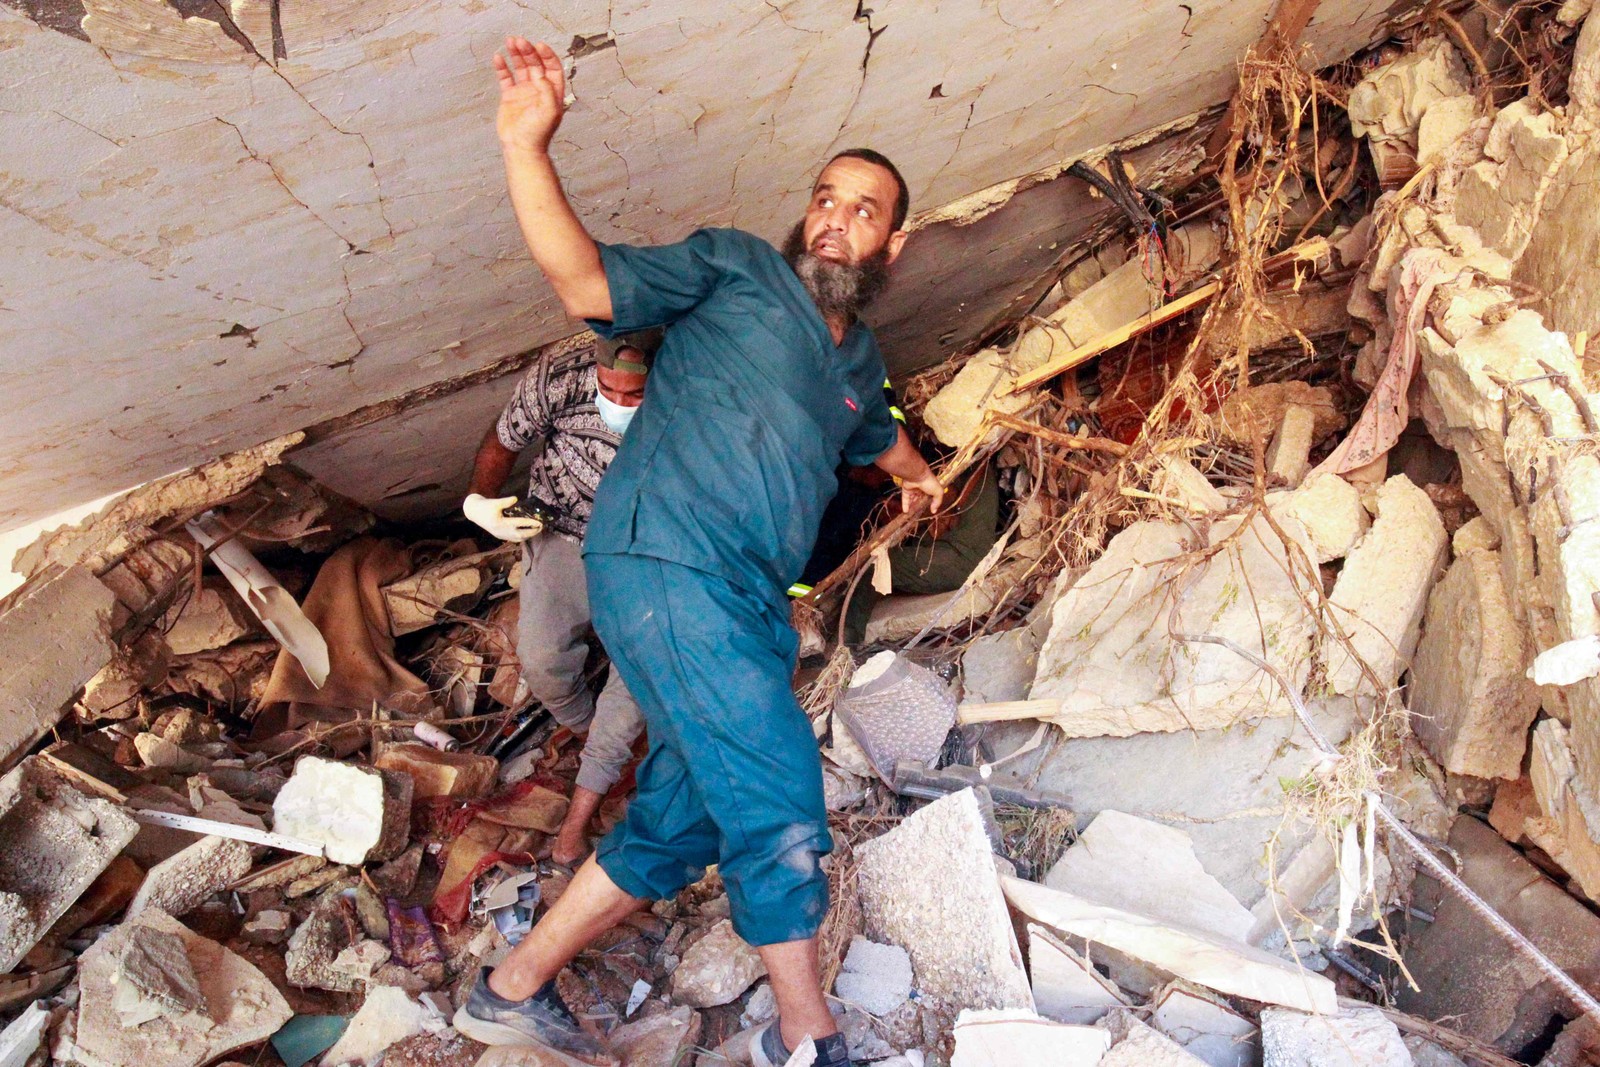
[6,7,1600,1067]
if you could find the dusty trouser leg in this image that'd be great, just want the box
[516,535,600,731]
[552,669,645,865]
[587,554,838,1047]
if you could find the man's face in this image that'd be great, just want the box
[801,157,907,267]
[597,359,648,408]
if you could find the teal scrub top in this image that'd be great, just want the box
[583,227,900,599]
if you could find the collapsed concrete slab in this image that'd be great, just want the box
[1409,545,1537,779]
[0,758,140,972]
[856,789,1034,1015]
[273,756,411,865]
[71,908,291,1067]
[609,1006,701,1067]
[1002,875,1337,1014]
[1325,475,1447,695]
[1025,514,1316,737]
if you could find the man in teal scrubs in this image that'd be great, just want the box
[453,38,943,1067]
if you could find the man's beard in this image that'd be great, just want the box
[783,221,891,322]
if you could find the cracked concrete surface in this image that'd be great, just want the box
[0,0,1399,529]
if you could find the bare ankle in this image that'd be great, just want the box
[487,965,543,1002]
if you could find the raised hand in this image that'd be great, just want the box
[492,37,567,154]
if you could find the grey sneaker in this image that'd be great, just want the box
[452,968,613,1065]
[750,1017,854,1067]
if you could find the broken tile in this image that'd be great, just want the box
[127,835,254,920]
[375,743,497,800]
[832,936,913,1017]
[72,908,291,1067]
[1259,1007,1411,1066]
[1044,810,1253,942]
[0,758,140,972]
[670,919,767,1008]
[1002,875,1336,1014]
[1325,475,1448,695]
[1409,546,1538,779]
[1151,984,1257,1067]
[855,789,1034,1015]
[1027,925,1127,1025]
[950,1008,1110,1066]
[835,651,958,782]
[272,756,411,865]
[320,984,444,1066]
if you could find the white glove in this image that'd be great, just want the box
[463,493,543,542]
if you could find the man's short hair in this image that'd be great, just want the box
[597,327,664,375]
[828,148,910,231]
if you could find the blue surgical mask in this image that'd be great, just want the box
[595,386,639,436]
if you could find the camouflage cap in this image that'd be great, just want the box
[596,327,664,375]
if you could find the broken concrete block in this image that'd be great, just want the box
[112,920,209,1027]
[1099,1010,1207,1066]
[1151,984,1256,1067]
[1027,925,1128,1025]
[1399,815,1600,1052]
[1151,456,1226,514]
[81,631,172,719]
[1218,382,1342,445]
[1456,108,1571,259]
[127,835,253,920]
[950,1009,1110,1066]
[1403,1036,1467,1067]
[1348,37,1470,144]
[670,919,767,1008]
[961,624,1043,704]
[609,1005,701,1067]
[1417,94,1478,164]
[1271,472,1370,563]
[833,936,912,1016]
[135,732,213,773]
[375,743,497,800]
[1003,875,1337,1013]
[856,789,1034,1014]
[0,567,119,768]
[286,893,364,993]
[1325,475,1448,695]
[383,554,492,638]
[165,583,256,655]
[73,908,291,1067]
[273,756,411,865]
[0,758,140,972]
[1045,810,1253,942]
[321,985,444,1066]
[1266,405,1315,488]
[1028,514,1316,736]
[243,909,291,945]
[1409,547,1537,779]
[1260,1007,1410,1066]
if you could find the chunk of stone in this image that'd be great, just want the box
[383,559,490,637]
[670,919,767,1008]
[112,921,208,1027]
[72,908,291,1067]
[609,1005,701,1067]
[243,909,291,945]
[1259,1007,1411,1066]
[1347,37,1471,144]
[1417,94,1478,164]
[82,632,172,719]
[1045,810,1253,941]
[1002,876,1337,1013]
[1325,475,1448,695]
[320,984,443,1066]
[833,936,913,1016]
[375,743,497,800]
[1402,1036,1467,1067]
[273,756,411,865]
[135,732,213,773]
[0,758,140,972]
[127,835,253,920]
[855,789,1033,1014]
[1100,1010,1208,1066]
[286,894,364,993]
[1029,514,1316,736]
[1398,815,1600,1052]
[1409,547,1537,778]
[1218,382,1342,445]
[165,583,255,655]
[1271,472,1370,563]
[1151,456,1226,514]
[1266,405,1316,488]
[1027,925,1127,1025]
[1151,984,1256,1067]
[961,625,1043,704]
[950,1009,1110,1066]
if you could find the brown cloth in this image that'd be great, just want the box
[259,537,435,727]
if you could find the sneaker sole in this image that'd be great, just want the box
[451,1006,618,1067]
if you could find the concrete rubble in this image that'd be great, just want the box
[1259,1006,1413,1066]
[668,919,767,1009]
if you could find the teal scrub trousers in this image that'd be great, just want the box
[587,552,832,947]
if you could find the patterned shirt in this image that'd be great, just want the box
[496,345,619,542]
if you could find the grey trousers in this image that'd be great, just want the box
[517,534,645,796]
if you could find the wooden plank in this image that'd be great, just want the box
[1006,281,1221,395]
[957,699,1063,725]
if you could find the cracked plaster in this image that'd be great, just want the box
[1,0,1400,529]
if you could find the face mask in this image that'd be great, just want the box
[595,386,639,436]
